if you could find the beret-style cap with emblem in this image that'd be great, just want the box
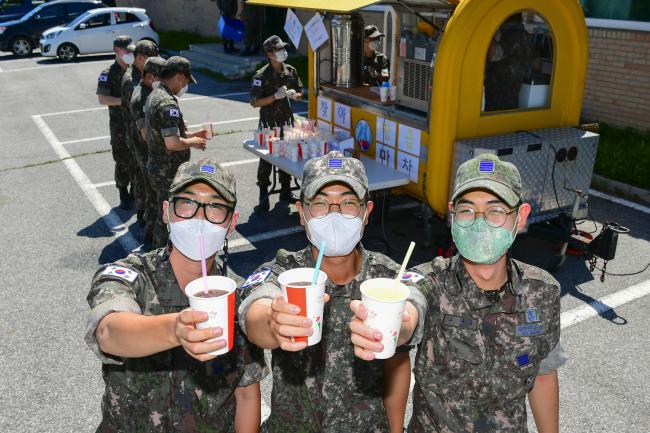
[169,159,237,204]
[113,35,135,51]
[161,56,197,83]
[451,153,522,207]
[302,151,368,200]
[263,35,288,53]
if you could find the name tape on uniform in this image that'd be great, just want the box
[101,265,138,283]
[443,314,479,330]
[242,268,272,289]
[515,323,545,337]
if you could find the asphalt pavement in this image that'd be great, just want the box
[0,52,648,433]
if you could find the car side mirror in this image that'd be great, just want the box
[35,14,41,20]
[79,23,87,29]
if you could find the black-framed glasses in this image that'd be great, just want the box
[171,196,234,225]
[452,205,518,228]
[305,198,365,219]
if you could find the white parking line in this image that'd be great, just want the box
[0,66,3,73]
[228,226,305,250]
[2,62,106,73]
[32,114,140,253]
[561,278,650,329]
[92,181,116,189]
[589,189,650,215]
[60,135,109,145]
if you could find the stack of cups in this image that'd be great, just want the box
[360,278,409,359]
[268,137,279,155]
[185,276,237,356]
[278,268,328,346]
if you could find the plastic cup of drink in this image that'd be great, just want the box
[185,276,237,356]
[389,86,397,102]
[360,278,409,359]
[380,86,389,103]
[277,267,328,346]
[203,122,213,140]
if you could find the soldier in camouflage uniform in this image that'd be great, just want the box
[239,151,428,433]
[145,56,210,249]
[97,35,136,210]
[363,25,390,87]
[122,40,159,225]
[399,153,565,433]
[86,158,267,433]
[250,35,303,211]
[131,56,166,250]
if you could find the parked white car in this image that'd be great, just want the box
[39,7,158,61]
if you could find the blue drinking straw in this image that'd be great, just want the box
[311,241,327,285]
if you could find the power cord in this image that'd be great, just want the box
[593,260,650,277]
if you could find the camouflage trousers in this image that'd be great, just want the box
[257,159,291,189]
[110,127,133,189]
[126,128,148,212]
[146,159,177,249]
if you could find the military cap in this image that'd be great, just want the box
[170,159,237,204]
[143,56,166,76]
[134,39,159,57]
[113,35,135,51]
[302,151,368,200]
[364,25,385,39]
[161,56,197,83]
[263,35,288,53]
[451,153,522,207]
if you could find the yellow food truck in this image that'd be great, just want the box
[247,0,623,271]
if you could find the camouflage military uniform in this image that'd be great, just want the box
[97,61,132,189]
[238,245,428,433]
[144,84,189,248]
[85,247,267,433]
[121,65,145,210]
[250,61,303,189]
[363,51,390,87]
[407,255,561,433]
[131,81,155,233]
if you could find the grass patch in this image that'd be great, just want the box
[158,31,221,52]
[243,55,309,83]
[594,123,650,190]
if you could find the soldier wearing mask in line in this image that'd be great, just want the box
[363,25,390,87]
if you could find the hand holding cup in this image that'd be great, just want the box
[175,309,226,362]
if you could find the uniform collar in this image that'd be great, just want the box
[452,255,521,311]
[160,83,178,101]
[295,243,370,287]
[268,62,290,77]
[155,247,225,307]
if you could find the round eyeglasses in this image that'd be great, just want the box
[305,198,364,219]
[171,196,234,225]
[452,205,518,228]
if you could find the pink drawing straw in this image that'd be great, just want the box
[199,234,208,295]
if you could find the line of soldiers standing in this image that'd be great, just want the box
[97,35,207,251]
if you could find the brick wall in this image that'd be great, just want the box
[583,27,650,131]
[117,0,221,37]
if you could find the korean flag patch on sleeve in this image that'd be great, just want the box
[253,78,262,87]
[101,265,139,283]
[400,272,425,283]
[242,268,272,289]
[98,74,108,83]
[168,108,180,117]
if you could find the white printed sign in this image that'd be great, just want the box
[318,120,331,134]
[317,96,332,122]
[397,125,421,156]
[305,12,329,51]
[376,117,396,147]
[334,102,351,129]
[414,47,426,61]
[376,143,396,168]
[284,9,303,49]
[397,151,419,183]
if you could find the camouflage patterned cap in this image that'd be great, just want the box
[143,56,166,76]
[134,39,159,57]
[161,56,197,83]
[169,159,236,204]
[364,25,385,39]
[451,153,522,207]
[302,151,368,200]
[263,35,288,53]
[113,35,135,52]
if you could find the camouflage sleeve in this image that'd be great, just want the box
[85,264,143,365]
[539,274,561,362]
[131,95,145,130]
[159,103,183,137]
[237,257,285,336]
[109,67,123,98]
[537,340,567,375]
[400,262,434,347]
[381,53,390,72]
[96,68,111,96]
[291,67,303,94]
[236,335,269,387]
[250,73,265,106]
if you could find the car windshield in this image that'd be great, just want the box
[68,10,92,27]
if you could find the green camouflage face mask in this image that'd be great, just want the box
[451,213,519,264]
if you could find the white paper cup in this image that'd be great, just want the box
[203,122,213,140]
[277,267,328,346]
[380,86,389,102]
[389,86,397,101]
[185,276,237,356]
[360,278,409,359]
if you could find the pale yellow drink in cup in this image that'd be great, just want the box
[360,278,409,359]
[185,276,236,356]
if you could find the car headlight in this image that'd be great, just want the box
[46,31,62,39]
[0,27,6,35]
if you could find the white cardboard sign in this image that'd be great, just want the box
[334,102,351,129]
[397,151,419,183]
[397,124,421,156]
[317,96,332,122]
[284,9,303,49]
[305,13,329,51]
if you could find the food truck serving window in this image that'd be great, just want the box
[482,11,554,113]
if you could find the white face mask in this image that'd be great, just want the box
[151,80,161,89]
[306,212,364,257]
[121,53,134,65]
[169,218,228,261]
[368,40,379,51]
[176,82,188,97]
[491,44,504,62]
[274,49,288,63]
